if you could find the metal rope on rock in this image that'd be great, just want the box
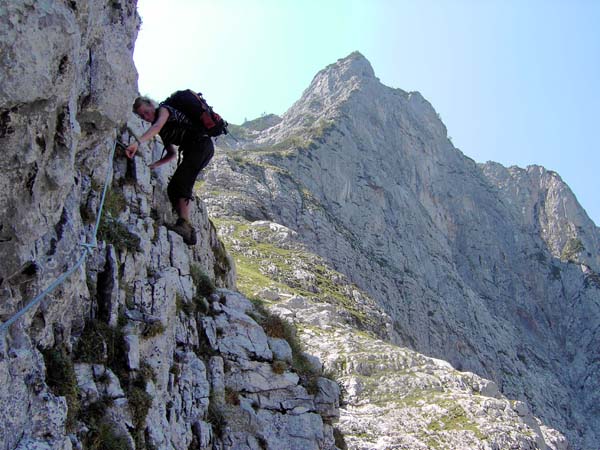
[0,138,120,334]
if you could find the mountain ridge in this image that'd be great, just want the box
[205,51,600,449]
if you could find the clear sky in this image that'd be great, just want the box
[134,0,600,226]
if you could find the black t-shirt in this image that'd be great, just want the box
[155,104,194,146]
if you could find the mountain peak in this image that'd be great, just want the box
[324,51,375,79]
[280,52,377,124]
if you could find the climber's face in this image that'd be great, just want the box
[135,102,156,123]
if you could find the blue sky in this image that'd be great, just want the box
[134,0,600,226]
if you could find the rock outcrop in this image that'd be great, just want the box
[202,52,600,449]
[0,2,340,449]
[2,1,598,448]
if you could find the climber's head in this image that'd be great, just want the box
[132,96,157,123]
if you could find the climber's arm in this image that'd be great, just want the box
[149,144,177,170]
[126,107,170,158]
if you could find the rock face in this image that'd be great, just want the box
[203,52,600,449]
[2,1,598,448]
[0,2,339,450]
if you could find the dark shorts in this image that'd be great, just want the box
[167,133,214,206]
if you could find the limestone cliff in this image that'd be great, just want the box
[202,52,600,449]
[2,1,597,448]
[0,2,340,449]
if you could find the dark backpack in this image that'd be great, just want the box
[162,89,228,137]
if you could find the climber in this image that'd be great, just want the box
[126,96,215,246]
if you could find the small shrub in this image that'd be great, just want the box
[561,238,584,262]
[79,396,113,426]
[40,346,80,431]
[75,320,128,382]
[79,397,130,450]
[190,264,216,297]
[84,422,130,450]
[103,188,127,218]
[259,314,288,339]
[224,387,240,406]
[195,296,210,315]
[206,401,226,437]
[176,292,194,315]
[142,322,166,339]
[271,360,287,375]
[139,362,157,384]
[98,215,141,252]
[129,385,153,427]
[249,298,321,389]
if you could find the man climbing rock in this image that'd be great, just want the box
[126,93,219,245]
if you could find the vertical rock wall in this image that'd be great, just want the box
[0,2,341,449]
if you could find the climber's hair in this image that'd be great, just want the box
[132,96,156,112]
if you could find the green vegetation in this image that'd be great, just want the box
[176,292,192,315]
[311,119,335,140]
[75,320,128,379]
[249,298,321,392]
[103,188,127,218]
[139,361,157,384]
[241,114,280,132]
[209,221,233,284]
[426,403,485,440]
[206,401,226,438]
[210,217,373,328]
[128,384,153,444]
[80,397,130,450]
[40,346,80,431]
[75,320,153,449]
[226,123,249,138]
[271,359,287,374]
[561,237,584,262]
[141,321,166,339]
[191,264,216,298]
[224,387,241,405]
[98,215,141,252]
[93,187,140,252]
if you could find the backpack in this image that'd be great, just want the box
[162,89,228,137]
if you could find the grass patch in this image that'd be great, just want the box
[427,404,485,440]
[98,215,141,253]
[271,359,287,374]
[212,218,372,327]
[249,298,321,391]
[176,292,194,316]
[207,401,226,438]
[561,237,584,262]
[191,264,216,298]
[139,362,157,384]
[103,188,127,218]
[79,397,130,450]
[75,320,128,380]
[141,322,166,339]
[128,385,153,444]
[225,387,240,406]
[84,416,131,450]
[75,320,153,448]
[40,346,80,431]
[241,114,281,132]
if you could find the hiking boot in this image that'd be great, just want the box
[167,218,197,245]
